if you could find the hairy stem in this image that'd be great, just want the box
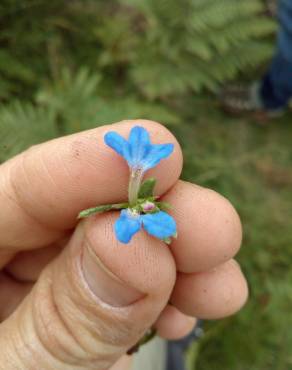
[128,168,144,206]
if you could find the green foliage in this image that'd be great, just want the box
[0,101,57,162]
[126,0,276,96]
[0,68,180,162]
[78,202,128,219]
[0,0,276,160]
[0,0,276,101]
[178,102,292,369]
[138,178,156,198]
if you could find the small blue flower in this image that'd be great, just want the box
[115,209,142,244]
[115,208,177,244]
[103,125,177,244]
[104,126,174,172]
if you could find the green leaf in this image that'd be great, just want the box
[78,202,128,219]
[127,328,157,355]
[138,178,156,198]
[78,205,113,218]
[155,201,173,211]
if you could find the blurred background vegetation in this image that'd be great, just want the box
[1,0,292,369]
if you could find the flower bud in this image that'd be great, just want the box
[141,201,156,213]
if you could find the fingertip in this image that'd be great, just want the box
[155,305,197,340]
[164,181,242,273]
[171,259,249,319]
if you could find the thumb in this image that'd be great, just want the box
[0,213,176,370]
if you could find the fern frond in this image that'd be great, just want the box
[205,17,277,52]
[0,101,57,162]
[189,0,265,32]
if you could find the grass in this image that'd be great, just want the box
[174,97,292,370]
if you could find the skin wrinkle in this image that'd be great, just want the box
[0,252,14,270]
[82,241,146,307]
[3,155,63,248]
[27,145,80,223]
[38,149,60,195]
[76,224,173,352]
[3,268,32,284]
[85,242,129,287]
[0,272,23,321]
[57,300,122,365]
[65,264,126,353]
[0,162,43,249]
[14,298,49,370]
[9,329,32,370]
[11,151,43,221]
[2,268,32,286]
[75,254,145,347]
[32,288,78,368]
[0,165,17,206]
[70,241,141,348]
[60,260,145,370]
[51,256,104,362]
[30,268,105,369]
[5,244,61,283]
[50,280,90,362]
[0,349,18,370]
[78,228,176,358]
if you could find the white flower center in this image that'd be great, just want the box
[127,208,140,218]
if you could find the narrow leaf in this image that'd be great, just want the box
[138,178,156,198]
[78,202,128,219]
[156,201,173,211]
[111,202,129,210]
[78,205,113,218]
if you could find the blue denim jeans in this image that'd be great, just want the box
[166,321,204,370]
[260,0,292,110]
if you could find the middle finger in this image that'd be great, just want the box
[162,180,242,273]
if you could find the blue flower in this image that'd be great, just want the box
[104,125,177,244]
[115,208,177,244]
[104,126,174,172]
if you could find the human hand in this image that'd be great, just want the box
[0,120,248,370]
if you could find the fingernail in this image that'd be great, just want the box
[82,242,144,307]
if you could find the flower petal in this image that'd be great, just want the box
[115,209,142,244]
[141,143,174,170]
[128,126,151,166]
[142,211,176,239]
[105,126,174,173]
[104,132,131,163]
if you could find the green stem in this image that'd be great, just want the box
[128,168,144,206]
[127,328,156,355]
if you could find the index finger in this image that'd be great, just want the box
[0,120,182,251]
